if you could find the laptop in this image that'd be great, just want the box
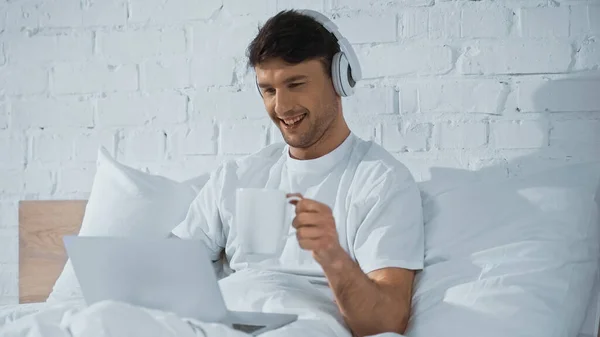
[63,235,298,335]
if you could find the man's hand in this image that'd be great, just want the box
[287,193,346,268]
[287,193,414,337]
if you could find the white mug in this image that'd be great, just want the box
[235,188,301,257]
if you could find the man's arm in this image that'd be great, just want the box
[289,195,418,337]
[322,252,414,337]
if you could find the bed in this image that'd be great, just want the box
[9,199,355,337]
[3,149,600,337]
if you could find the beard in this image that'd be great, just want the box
[277,101,338,149]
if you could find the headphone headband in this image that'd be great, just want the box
[298,9,362,83]
[254,9,362,97]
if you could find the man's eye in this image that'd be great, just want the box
[264,88,275,95]
[289,82,304,88]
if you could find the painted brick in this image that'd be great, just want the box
[0,170,23,196]
[12,96,94,129]
[491,120,549,149]
[519,7,569,38]
[550,119,600,146]
[120,129,166,162]
[0,42,5,65]
[360,43,453,78]
[6,0,83,29]
[31,130,73,163]
[330,0,434,10]
[7,32,93,64]
[429,6,460,39]
[459,40,572,75]
[0,5,6,33]
[0,268,17,297]
[98,92,187,127]
[23,166,55,196]
[382,122,431,152]
[437,122,488,149]
[0,229,17,264]
[575,38,600,71]
[57,165,96,194]
[220,121,269,155]
[81,0,128,27]
[100,28,186,63]
[0,296,18,306]
[462,4,512,38]
[168,122,218,157]
[0,132,26,168]
[129,0,222,24]
[143,57,191,91]
[53,63,138,94]
[194,90,265,120]
[590,5,600,34]
[269,125,285,145]
[396,82,419,114]
[0,99,7,129]
[0,65,48,95]
[98,93,146,126]
[398,9,428,40]
[192,18,258,87]
[344,86,395,115]
[223,0,277,16]
[392,152,469,182]
[518,79,600,112]
[73,130,117,162]
[0,201,17,229]
[346,120,378,143]
[333,11,396,44]
[415,80,509,114]
[277,0,324,11]
[570,5,590,36]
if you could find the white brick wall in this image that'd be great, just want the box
[0,0,599,304]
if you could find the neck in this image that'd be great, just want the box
[289,113,351,160]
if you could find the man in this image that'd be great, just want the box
[172,9,424,337]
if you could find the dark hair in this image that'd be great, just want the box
[246,10,340,77]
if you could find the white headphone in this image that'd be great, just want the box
[255,9,362,97]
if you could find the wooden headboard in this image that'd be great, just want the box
[18,200,87,303]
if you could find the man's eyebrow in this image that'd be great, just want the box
[257,75,308,88]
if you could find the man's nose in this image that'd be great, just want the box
[274,91,294,116]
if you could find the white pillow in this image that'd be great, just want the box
[408,162,600,337]
[46,147,208,303]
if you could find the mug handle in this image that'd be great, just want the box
[285,195,302,237]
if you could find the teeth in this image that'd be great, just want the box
[283,114,305,126]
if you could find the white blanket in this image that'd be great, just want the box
[1,269,401,337]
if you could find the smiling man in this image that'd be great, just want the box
[172,9,424,337]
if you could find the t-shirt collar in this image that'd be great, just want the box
[284,133,356,173]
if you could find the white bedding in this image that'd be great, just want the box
[0,269,401,337]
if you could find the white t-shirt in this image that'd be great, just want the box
[172,133,424,283]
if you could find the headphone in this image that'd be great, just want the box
[255,9,362,98]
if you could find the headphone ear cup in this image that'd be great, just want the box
[331,52,345,97]
[337,53,354,97]
[331,52,354,97]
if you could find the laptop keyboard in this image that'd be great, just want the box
[232,323,267,334]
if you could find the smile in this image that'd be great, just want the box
[280,113,307,127]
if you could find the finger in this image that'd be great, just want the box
[297,238,321,251]
[292,213,328,229]
[295,226,324,240]
[294,199,331,214]
[286,193,303,205]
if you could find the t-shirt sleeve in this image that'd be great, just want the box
[352,166,424,274]
[171,164,226,262]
